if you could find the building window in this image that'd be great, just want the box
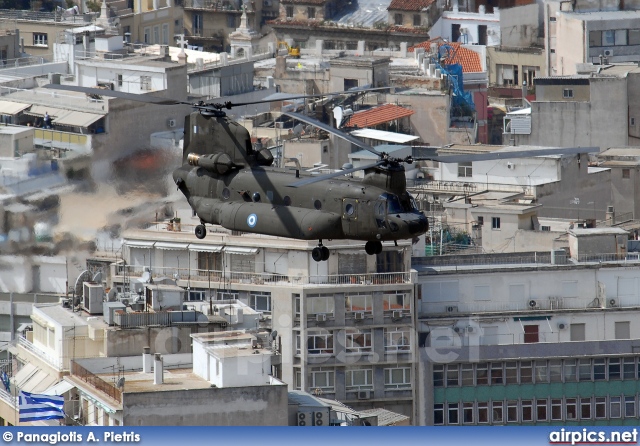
[492,401,503,424]
[593,358,606,380]
[227,14,236,28]
[615,29,628,45]
[144,27,151,43]
[477,402,489,423]
[623,358,635,379]
[462,402,474,424]
[549,360,562,382]
[524,325,539,343]
[570,323,586,341]
[448,403,459,424]
[394,13,403,25]
[566,398,578,420]
[140,75,151,91]
[610,396,621,418]
[609,358,621,380]
[578,359,591,381]
[216,289,239,300]
[446,364,459,386]
[507,401,518,423]
[625,396,635,417]
[383,292,410,312]
[549,16,556,22]
[307,7,316,18]
[476,363,488,385]
[345,328,372,353]
[490,363,503,385]
[505,361,518,384]
[461,364,474,386]
[162,24,169,45]
[632,118,636,126]
[33,33,48,46]
[535,360,548,383]
[413,14,421,26]
[537,399,547,421]
[631,29,640,45]
[458,161,472,177]
[433,364,444,387]
[345,368,373,390]
[343,78,358,90]
[186,289,206,301]
[564,359,577,382]
[384,327,411,352]
[589,30,602,47]
[603,30,616,46]
[153,25,159,44]
[491,217,501,230]
[434,404,444,425]
[310,367,334,390]
[249,291,271,313]
[520,361,533,383]
[477,216,484,226]
[384,367,411,389]
[581,398,592,419]
[623,168,631,179]
[286,6,293,17]
[307,332,333,355]
[563,89,574,98]
[345,293,373,315]
[541,225,551,231]
[521,400,533,422]
[307,294,335,316]
[595,397,606,418]
[117,74,123,87]
[551,399,562,420]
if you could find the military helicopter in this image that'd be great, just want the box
[46,84,597,262]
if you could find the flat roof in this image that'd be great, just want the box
[561,9,640,21]
[570,227,628,236]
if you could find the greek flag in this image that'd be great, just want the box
[19,391,65,422]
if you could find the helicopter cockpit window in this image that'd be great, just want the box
[409,195,419,211]
[384,194,404,214]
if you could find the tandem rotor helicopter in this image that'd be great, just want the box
[46,84,596,262]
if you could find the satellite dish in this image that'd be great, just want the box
[293,123,304,138]
[271,330,278,339]
[92,271,103,283]
[107,288,117,302]
[141,270,151,283]
[116,377,125,388]
[74,270,92,297]
[333,106,344,128]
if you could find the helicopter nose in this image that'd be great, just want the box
[406,213,429,235]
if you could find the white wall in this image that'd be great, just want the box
[0,256,32,293]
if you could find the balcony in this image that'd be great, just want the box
[184,0,247,12]
[112,264,411,288]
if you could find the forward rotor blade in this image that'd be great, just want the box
[229,86,391,108]
[43,84,191,105]
[418,146,599,163]
[287,160,386,187]
[283,112,383,157]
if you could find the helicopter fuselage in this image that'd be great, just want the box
[173,164,428,243]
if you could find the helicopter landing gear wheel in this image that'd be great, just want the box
[321,246,330,261]
[195,224,207,239]
[365,241,383,255]
[312,247,323,262]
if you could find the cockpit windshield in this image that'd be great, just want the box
[380,193,415,214]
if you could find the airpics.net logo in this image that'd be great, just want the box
[549,428,638,445]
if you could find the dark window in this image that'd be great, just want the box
[477,216,484,226]
[563,89,574,98]
[413,14,421,26]
[434,404,444,424]
[524,325,539,343]
[589,30,602,46]
[376,250,403,273]
[307,7,315,18]
[286,6,293,17]
[394,13,403,25]
[623,168,631,179]
[452,24,461,43]
[492,217,501,229]
[343,78,358,90]
[478,25,487,45]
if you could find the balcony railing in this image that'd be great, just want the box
[113,264,410,287]
[17,336,63,371]
[71,360,122,404]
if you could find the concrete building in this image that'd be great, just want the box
[0,29,20,65]
[109,0,182,46]
[388,0,440,30]
[415,251,640,425]
[429,3,500,45]
[110,209,418,419]
[506,65,640,148]
[598,147,640,221]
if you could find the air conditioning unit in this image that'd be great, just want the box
[446,306,458,313]
[357,390,371,400]
[297,412,311,426]
[603,49,613,57]
[528,299,538,309]
[354,312,365,321]
[557,322,567,330]
[168,119,176,128]
[391,310,403,319]
[316,313,327,322]
[507,162,515,170]
[453,326,462,333]
[466,326,475,333]
[608,298,617,307]
[313,411,325,426]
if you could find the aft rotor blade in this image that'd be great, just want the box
[43,84,191,105]
[229,86,391,108]
[418,146,600,163]
[287,160,386,188]
[283,112,383,157]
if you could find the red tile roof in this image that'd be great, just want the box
[408,39,483,73]
[388,0,437,11]
[348,104,415,128]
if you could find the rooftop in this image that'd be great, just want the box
[409,40,483,73]
[348,103,414,128]
[560,9,640,21]
[388,0,436,11]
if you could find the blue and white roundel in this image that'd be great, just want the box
[247,213,258,228]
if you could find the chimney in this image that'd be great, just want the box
[154,353,163,384]
[143,346,152,373]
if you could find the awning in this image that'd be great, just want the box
[16,323,32,332]
[189,244,223,253]
[155,242,189,250]
[350,128,419,144]
[22,370,58,394]
[54,110,104,128]
[125,240,155,248]
[0,101,30,115]
[225,247,259,255]
[13,363,38,389]
[24,105,67,118]
[41,380,75,396]
[513,316,551,321]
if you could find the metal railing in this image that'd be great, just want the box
[17,337,62,371]
[113,264,411,287]
[71,360,122,403]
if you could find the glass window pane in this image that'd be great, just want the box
[535,361,548,383]
[434,365,444,387]
[564,359,577,382]
[520,361,533,383]
[615,29,627,45]
[478,403,489,423]
[611,396,621,418]
[566,398,577,420]
[463,402,474,424]
[581,398,591,420]
[623,358,635,379]
[595,397,607,419]
[551,399,563,420]
[579,359,591,381]
[594,359,606,380]
[549,360,562,382]
[461,364,474,386]
[603,30,615,46]
[434,404,444,425]
[609,358,621,380]
[537,399,547,421]
[630,29,640,45]
[506,362,518,384]
[589,30,602,46]
[476,363,488,385]
[522,400,533,422]
[625,396,635,417]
